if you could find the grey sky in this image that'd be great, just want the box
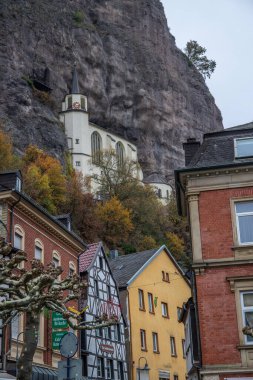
[162,0,253,128]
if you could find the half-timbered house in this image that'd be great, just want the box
[79,242,128,380]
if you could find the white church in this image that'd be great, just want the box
[59,67,172,202]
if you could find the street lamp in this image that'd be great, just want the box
[137,357,150,380]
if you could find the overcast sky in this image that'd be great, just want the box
[162,0,253,129]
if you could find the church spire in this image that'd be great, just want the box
[70,65,80,94]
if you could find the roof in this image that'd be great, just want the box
[182,125,253,170]
[143,173,168,185]
[70,66,80,94]
[79,242,101,273]
[109,248,157,288]
[109,246,189,288]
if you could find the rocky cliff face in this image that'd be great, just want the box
[0,0,223,179]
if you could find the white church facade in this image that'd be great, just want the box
[60,68,172,202]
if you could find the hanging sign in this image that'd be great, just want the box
[52,312,68,329]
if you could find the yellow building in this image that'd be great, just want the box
[110,246,191,380]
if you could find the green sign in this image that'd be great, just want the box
[52,331,67,350]
[52,312,68,329]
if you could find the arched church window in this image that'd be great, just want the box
[116,142,125,167]
[81,97,85,110]
[91,132,102,164]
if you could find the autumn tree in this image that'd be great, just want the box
[21,145,67,214]
[184,40,216,79]
[64,170,101,242]
[92,150,142,200]
[96,197,133,249]
[0,129,20,171]
[0,238,117,380]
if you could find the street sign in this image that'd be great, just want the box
[100,344,114,354]
[52,312,68,329]
[52,331,68,350]
[58,358,83,380]
[59,332,78,358]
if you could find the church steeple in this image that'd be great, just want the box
[70,65,80,94]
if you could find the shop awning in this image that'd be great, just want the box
[32,366,58,380]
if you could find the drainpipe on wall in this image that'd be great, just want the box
[9,193,22,244]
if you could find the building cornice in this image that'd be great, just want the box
[0,191,85,252]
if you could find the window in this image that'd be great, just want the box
[235,138,253,158]
[158,188,162,198]
[161,302,169,318]
[140,329,147,351]
[174,375,178,380]
[99,256,103,269]
[34,240,43,262]
[11,313,20,339]
[166,190,169,199]
[116,141,125,167]
[162,271,170,282]
[105,326,111,340]
[94,279,99,297]
[75,139,80,144]
[182,339,186,358]
[80,97,85,110]
[152,332,159,353]
[106,359,114,379]
[235,201,253,245]
[75,161,81,167]
[117,361,124,380]
[96,327,103,338]
[177,307,182,321]
[97,357,104,378]
[67,96,72,109]
[52,251,60,268]
[138,289,145,310]
[115,324,121,342]
[91,131,102,164]
[107,285,111,300]
[14,226,24,250]
[241,291,253,344]
[148,293,154,313]
[170,336,177,356]
[69,262,76,277]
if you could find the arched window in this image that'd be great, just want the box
[67,96,72,109]
[52,251,61,268]
[69,261,76,277]
[91,132,102,164]
[34,239,44,262]
[14,225,24,250]
[116,141,125,166]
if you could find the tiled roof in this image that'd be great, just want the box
[79,242,101,273]
[109,248,158,288]
[186,124,253,169]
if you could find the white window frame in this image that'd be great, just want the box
[152,332,159,353]
[75,161,81,167]
[170,336,177,356]
[138,289,145,310]
[69,261,76,277]
[148,293,154,313]
[241,291,253,345]
[234,137,253,158]
[140,329,146,351]
[161,302,168,317]
[235,201,253,245]
[34,239,44,262]
[97,357,103,378]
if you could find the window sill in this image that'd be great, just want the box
[141,348,148,352]
[153,351,160,354]
[171,354,177,358]
[149,311,155,315]
[139,308,146,312]
[237,344,253,350]
[162,315,169,319]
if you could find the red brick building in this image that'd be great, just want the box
[0,171,85,378]
[176,124,253,380]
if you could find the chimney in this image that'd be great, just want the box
[183,138,200,166]
[109,250,119,259]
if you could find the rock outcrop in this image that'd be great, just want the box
[0,0,223,179]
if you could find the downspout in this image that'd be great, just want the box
[192,271,202,380]
[9,193,22,244]
[126,288,134,380]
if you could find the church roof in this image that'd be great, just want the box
[70,66,80,94]
[143,173,168,185]
[79,242,101,273]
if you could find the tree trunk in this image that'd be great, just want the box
[17,312,39,380]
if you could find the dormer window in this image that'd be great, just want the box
[235,137,253,158]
